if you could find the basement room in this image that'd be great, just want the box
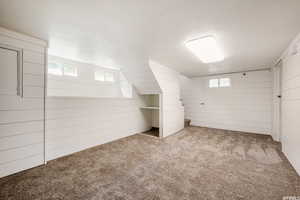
[0,0,300,199]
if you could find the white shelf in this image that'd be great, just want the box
[140,106,160,110]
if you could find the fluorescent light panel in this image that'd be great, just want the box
[185,36,224,63]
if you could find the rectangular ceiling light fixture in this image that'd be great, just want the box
[185,36,224,63]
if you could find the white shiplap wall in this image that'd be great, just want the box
[281,52,300,175]
[46,90,151,161]
[181,71,273,135]
[149,60,184,137]
[0,27,47,178]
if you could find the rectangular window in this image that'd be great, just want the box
[95,71,105,81]
[209,78,231,88]
[48,63,63,76]
[63,65,78,77]
[48,62,77,77]
[219,78,230,87]
[104,72,115,82]
[209,79,219,88]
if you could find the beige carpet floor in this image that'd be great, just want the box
[0,126,299,200]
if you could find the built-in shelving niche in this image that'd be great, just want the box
[140,94,162,138]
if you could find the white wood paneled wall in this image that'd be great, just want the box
[0,27,47,177]
[149,60,184,137]
[180,71,272,135]
[45,90,151,161]
[281,53,300,175]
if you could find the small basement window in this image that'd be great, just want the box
[209,78,231,88]
[219,78,231,87]
[48,63,63,76]
[48,63,78,77]
[95,71,115,82]
[63,65,78,77]
[95,71,105,81]
[105,72,115,82]
[209,79,219,88]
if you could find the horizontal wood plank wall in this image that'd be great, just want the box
[45,91,150,161]
[281,53,300,175]
[181,71,272,134]
[149,61,184,137]
[0,28,46,178]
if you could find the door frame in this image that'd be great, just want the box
[0,44,23,97]
[272,62,282,142]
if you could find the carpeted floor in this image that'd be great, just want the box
[0,126,299,200]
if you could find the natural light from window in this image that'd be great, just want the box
[209,78,231,88]
[63,65,78,77]
[95,71,115,82]
[47,55,132,98]
[48,63,63,76]
[209,79,219,88]
[48,62,77,77]
[105,72,115,82]
[94,71,105,81]
[219,78,231,87]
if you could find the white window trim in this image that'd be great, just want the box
[48,62,78,77]
[209,78,231,88]
[63,65,78,77]
[48,62,63,76]
[104,72,115,82]
[94,70,115,82]
[209,79,219,88]
[219,78,231,87]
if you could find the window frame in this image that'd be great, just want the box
[48,62,78,77]
[104,72,115,82]
[209,78,219,88]
[219,78,231,87]
[209,78,231,88]
[63,64,78,77]
[94,70,115,82]
[48,62,63,76]
[94,70,105,81]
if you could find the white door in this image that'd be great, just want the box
[0,45,44,178]
[272,64,282,142]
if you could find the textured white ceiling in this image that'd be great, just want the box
[0,0,300,77]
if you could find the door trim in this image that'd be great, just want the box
[0,43,23,97]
